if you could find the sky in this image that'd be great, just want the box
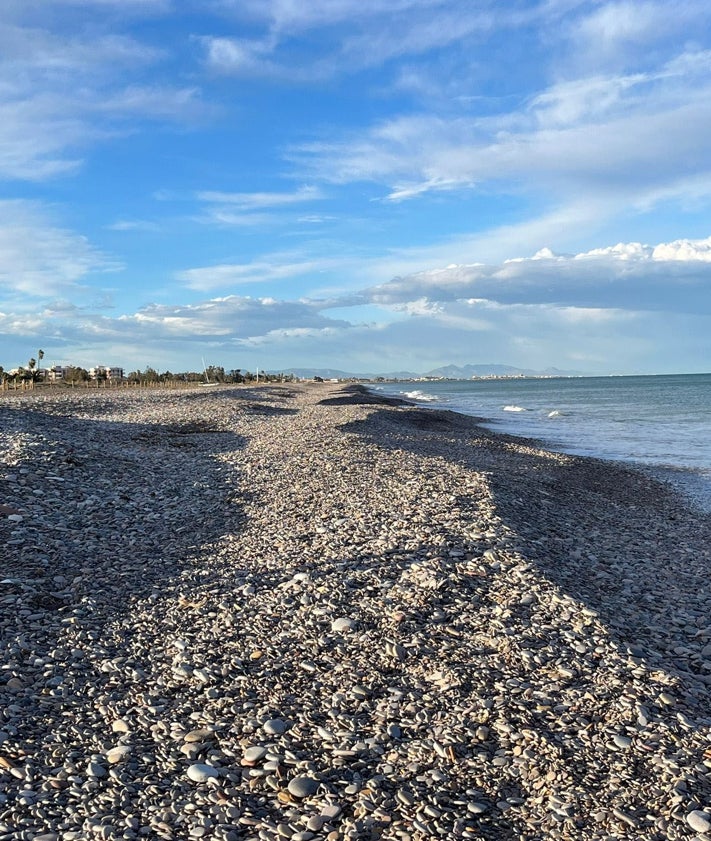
[1,0,711,376]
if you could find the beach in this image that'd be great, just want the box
[2,382,711,840]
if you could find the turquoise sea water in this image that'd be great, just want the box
[375,373,711,510]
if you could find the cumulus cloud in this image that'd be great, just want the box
[365,236,711,314]
[3,230,710,375]
[114,296,347,340]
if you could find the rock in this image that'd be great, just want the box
[264,718,288,735]
[86,761,107,778]
[183,728,214,743]
[186,763,219,782]
[331,617,355,633]
[106,746,131,764]
[687,811,711,834]
[287,775,319,798]
[243,746,267,764]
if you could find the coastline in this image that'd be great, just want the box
[378,377,711,515]
[2,383,711,839]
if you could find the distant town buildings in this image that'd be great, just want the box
[46,365,125,381]
[88,365,125,380]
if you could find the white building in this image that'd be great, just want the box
[89,365,124,380]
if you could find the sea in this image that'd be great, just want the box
[374,373,711,512]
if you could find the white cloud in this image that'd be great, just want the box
[115,295,350,341]
[197,185,323,209]
[200,35,279,76]
[651,238,711,262]
[202,1,498,79]
[365,235,711,314]
[297,214,337,224]
[2,230,710,375]
[384,177,473,202]
[288,38,711,227]
[194,185,326,227]
[106,219,160,232]
[564,1,707,73]
[176,255,344,291]
[0,17,205,181]
[0,200,118,301]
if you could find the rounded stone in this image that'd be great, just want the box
[306,816,326,832]
[106,746,131,764]
[687,811,711,834]
[287,775,319,798]
[331,617,355,633]
[187,763,219,783]
[183,728,214,743]
[86,761,107,778]
[264,719,287,735]
[244,746,268,763]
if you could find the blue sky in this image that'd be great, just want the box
[1,0,711,375]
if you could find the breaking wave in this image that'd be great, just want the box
[402,390,439,402]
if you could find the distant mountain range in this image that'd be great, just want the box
[283,363,584,379]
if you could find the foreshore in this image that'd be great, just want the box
[2,382,711,841]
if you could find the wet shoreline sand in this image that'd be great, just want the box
[2,382,711,840]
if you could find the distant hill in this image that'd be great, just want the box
[424,363,584,378]
[283,363,584,379]
[425,363,531,378]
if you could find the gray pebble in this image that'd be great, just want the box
[287,775,319,798]
[687,811,711,834]
[263,718,287,735]
[186,764,219,783]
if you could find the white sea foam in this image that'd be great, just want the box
[403,390,439,402]
[548,410,561,418]
[503,405,526,412]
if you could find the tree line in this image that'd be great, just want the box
[123,366,294,384]
[0,350,45,385]
[0,357,294,386]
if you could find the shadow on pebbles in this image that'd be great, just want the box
[1,383,711,841]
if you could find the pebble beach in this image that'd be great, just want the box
[2,381,711,841]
